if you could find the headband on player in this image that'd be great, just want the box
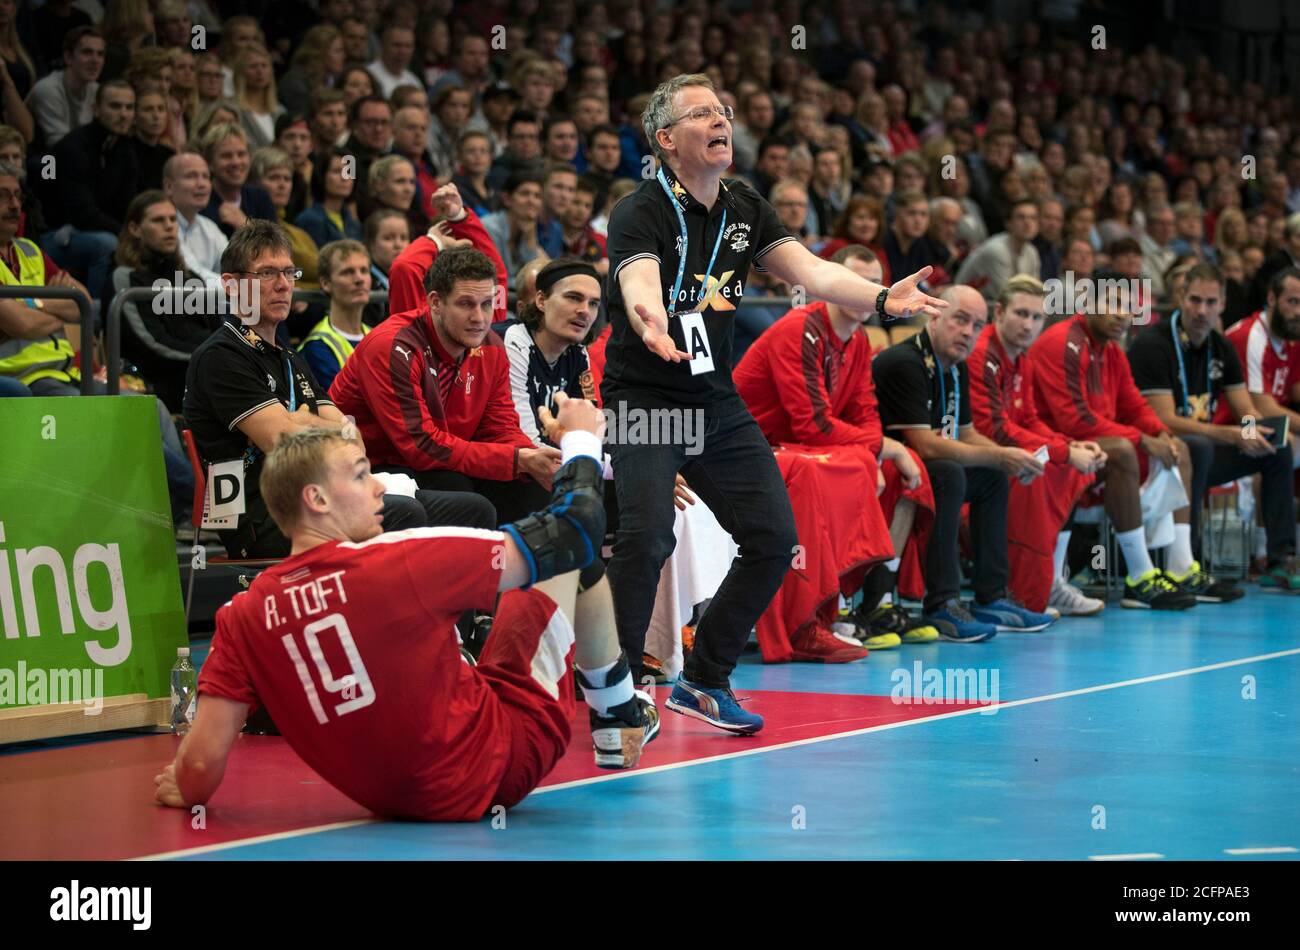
[537,261,600,294]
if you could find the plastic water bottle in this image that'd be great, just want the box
[170,648,197,735]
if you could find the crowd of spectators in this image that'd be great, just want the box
[1,0,1298,542]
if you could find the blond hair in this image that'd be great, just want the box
[260,427,358,534]
[996,273,1045,310]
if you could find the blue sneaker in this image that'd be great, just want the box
[969,595,1056,632]
[665,677,764,734]
[922,600,998,642]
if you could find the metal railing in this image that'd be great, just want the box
[0,285,96,394]
[97,286,390,395]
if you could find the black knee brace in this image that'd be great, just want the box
[501,456,606,587]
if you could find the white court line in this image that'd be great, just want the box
[1223,846,1297,855]
[133,819,380,861]
[137,646,1300,860]
[1089,853,1165,861]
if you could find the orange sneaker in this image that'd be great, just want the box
[789,625,870,663]
[642,654,668,684]
[681,624,696,658]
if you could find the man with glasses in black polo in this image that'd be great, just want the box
[603,74,944,734]
[184,220,493,560]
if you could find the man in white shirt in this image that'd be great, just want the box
[163,152,227,284]
[25,25,104,148]
[955,197,1042,303]
[367,23,422,99]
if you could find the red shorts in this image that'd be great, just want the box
[475,588,577,811]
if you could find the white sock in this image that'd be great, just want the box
[1168,522,1195,576]
[1256,526,1268,558]
[885,557,901,572]
[1053,531,1072,581]
[578,659,632,717]
[1116,526,1155,580]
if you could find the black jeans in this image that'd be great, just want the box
[1182,433,1295,563]
[382,467,552,526]
[923,458,1010,613]
[606,397,797,687]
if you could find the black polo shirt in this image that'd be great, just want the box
[183,321,333,532]
[1127,315,1244,423]
[602,165,794,408]
[872,327,972,435]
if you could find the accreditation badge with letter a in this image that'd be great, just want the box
[678,310,716,375]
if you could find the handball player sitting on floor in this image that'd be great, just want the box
[154,393,658,821]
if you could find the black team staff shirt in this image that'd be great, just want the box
[1126,314,1245,423]
[183,322,334,556]
[601,164,795,409]
[872,327,972,436]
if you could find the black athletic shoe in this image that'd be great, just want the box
[1168,562,1245,603]
[1121,569,1198,610]
[590,690,660,769]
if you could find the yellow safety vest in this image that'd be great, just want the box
[299,315,368,372]
[0,238,78,385]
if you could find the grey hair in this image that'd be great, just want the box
[929,196,961,217]
[250,146,293,182]
[642,73,715,163]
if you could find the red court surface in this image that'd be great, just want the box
[0,689,988,860]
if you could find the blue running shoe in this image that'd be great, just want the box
[665,676,764,734]
[922,600,998,642]
[969,595,1056,632]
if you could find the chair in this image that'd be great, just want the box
[1070,501,1122,601]
[181,429,281,623]
[1201,481,1252,580]
[865,325,890,352]
[888,323,923,345]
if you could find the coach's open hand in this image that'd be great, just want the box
[885,266,948,321]
[635,304,693,362]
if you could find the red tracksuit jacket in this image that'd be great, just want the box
[970,322,1094,611]
[734,301,883,454]
[386,209,508,319]
[969,323,1071,461]
[1027,314,1167,446]
[329,307,533,480]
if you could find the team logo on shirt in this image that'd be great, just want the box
[266,373,276,392]
[1209,358,1223,381]
[464,372,474,395]
[579,370,596,400]
[694,270,738,312]
[395,344,412,361]
[723,222,751,253]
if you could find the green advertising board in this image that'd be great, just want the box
[0,396,186,736]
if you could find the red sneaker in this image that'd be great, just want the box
[790,625,870,663]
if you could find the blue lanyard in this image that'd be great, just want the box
[1169,310,1209,418]
[284,355,297,413]
[937,360,959,437]
[656,167,726,316]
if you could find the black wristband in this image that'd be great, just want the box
[875,287,890,317]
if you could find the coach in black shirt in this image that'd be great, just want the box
[873,285,1048,638]
[1128,263,1298,586]
[603,74,942,732]
[184,220,493,559]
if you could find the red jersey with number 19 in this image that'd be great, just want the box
[197,527,509,821]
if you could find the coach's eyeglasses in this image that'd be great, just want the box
[663,104,734,128]
[238,268,304,283]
